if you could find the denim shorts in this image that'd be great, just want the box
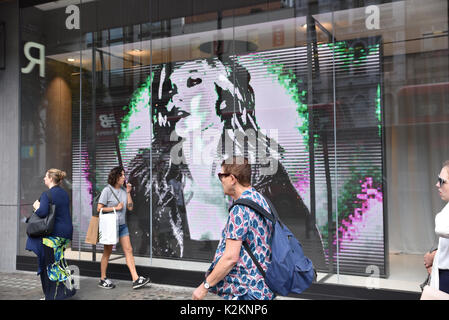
[118,224,129,238]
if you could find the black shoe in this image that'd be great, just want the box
[132,276,150,290]
[98,278,116,289]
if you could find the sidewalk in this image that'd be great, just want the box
[0,271,299,300]
[0,270,221,300]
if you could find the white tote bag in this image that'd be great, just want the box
[420,285,449,300]
[98,208,119,245]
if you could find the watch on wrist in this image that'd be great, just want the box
[203,280,210,289]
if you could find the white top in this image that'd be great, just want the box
[431,202,449,289]
[436,202,449,269]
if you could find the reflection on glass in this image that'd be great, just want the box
[16,0,449,293]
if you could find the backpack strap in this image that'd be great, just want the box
[242,241,266,279]
[262,197,281,223]
[229,199,276,223]
[229,198,277,281]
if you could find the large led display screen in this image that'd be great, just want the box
[73,36,384,275]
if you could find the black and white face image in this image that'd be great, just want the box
[75,41,384,273]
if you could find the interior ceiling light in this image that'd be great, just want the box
[129,49,144,54]
[296,23,307,32]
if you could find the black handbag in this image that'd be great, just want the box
[26,190,56,237]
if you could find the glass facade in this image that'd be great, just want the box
[17,0,449,293]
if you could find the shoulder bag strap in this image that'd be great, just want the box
[108,185,121,203]
[45,189,53,204]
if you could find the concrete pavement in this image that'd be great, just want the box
[0,271,301,300]
[0,270,221,300]
[0,270,302,320]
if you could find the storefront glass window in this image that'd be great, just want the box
[18,0,449,294]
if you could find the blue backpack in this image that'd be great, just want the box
[229,198,316,296]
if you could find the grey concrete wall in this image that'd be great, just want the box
[0,0,19,272]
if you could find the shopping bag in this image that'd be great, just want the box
[420,285,449,300]
[85,215,99,245]
[98,208,119,245]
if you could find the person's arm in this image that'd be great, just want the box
[34,192,49,218]
[126,183,133,211]
[192,239,241,300]
[424,249,437,267]
[97,202,123,213]
[424,249,437,274]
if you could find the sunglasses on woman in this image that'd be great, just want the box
[438,176,447,186]
[217,173,231,181]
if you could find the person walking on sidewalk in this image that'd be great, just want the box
[26,168,76,300]
[425,160,449,294]
[97,166,150,290]
[192,157,275,300]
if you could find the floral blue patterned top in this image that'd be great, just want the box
[207,188,274,300]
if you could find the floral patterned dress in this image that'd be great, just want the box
[41,236,76,299]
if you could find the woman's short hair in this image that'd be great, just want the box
[108,166,124,186]
[47,168,66,185]
[221,157,251,187]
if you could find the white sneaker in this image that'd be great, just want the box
[98,278,116,289]
[132,276,150,290]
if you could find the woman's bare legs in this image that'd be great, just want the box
[101,244,113,280]
[120,235,139,281]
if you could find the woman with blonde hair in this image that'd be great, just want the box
[25,168,76,300]
[424,160,449,295]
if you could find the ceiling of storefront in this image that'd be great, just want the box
[42,0,447,71]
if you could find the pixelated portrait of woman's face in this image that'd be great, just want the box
[167,61,224,139]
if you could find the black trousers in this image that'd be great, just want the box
[439,269,449,294]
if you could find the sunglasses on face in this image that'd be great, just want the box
[217,173,231,181]
[438,176,447,186]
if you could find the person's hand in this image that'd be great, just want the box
[33,200,40,211]
[427,266,432,275]
[424,251,436,269]
[115,202,124,211]
[126,183,132,194]
[192,283,208,300]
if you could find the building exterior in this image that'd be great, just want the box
[0,0,448,299]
